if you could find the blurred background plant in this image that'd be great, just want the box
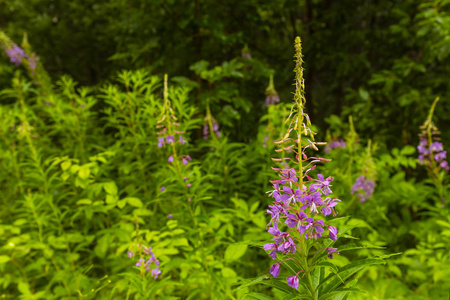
[0,0,449,299]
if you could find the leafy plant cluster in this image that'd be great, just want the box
[1,2,450,298]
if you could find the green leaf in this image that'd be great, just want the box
[318,288,364,300]
[319,259,385,294]
[78,166,91,179]
[61,160,72,171]
[103,182,118,195]
[224,244,248,261]
[400,145,415,155]
[125,197,143,208]
[76,199,92,205]
[0,255,11,264]
[244,292,274,300]
[234,275,269,292]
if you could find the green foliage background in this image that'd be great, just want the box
[0,0,449,299]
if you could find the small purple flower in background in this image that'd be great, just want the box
[187,183,191,188]
[351,175,375,202]
[135,258,145,268]
[203,120,221,140]
[167,214,173,219]
[5,44,27,66]
[179,135,186,144]
[28,53,38,70]
[160,186,165,192]
[151,267,161,279]
[127,250,135,258]
[158,137,165,148]
[168,155,174,163]
[286,275,299,289]
[263,135,269,148]
[324,138,346,153]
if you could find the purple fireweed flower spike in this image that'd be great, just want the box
[264,37,341,289]
[130,243,161,278]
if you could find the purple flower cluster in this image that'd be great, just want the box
[324,139,346,153]
[417,140,449,171]
[3,44,38,70]
[203,122,221,140]
[158,134,185,148]
[5,44,26,66]
[351,175,375,202]
[128,245,161,279]
[265,172,340,287]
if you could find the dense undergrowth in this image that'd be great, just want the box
[1,2,450,298]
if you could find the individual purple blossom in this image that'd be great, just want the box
[300,192,325,214]
[277,237,297,254]
[187,183,191,188]
[151,267,161,279]
[167,214,173,219]
[270,263,280,277]
[322,197,341,216]
[328,226,338,241]
[168,155,174,163]
[179,135,186,144]
[160,186,165,192]
[166,135,175,144]
[435,151,446,161]
[127,250,135,258]
[135,258,145,268]
[310,174,333,195]
[285,211,307,228]
[286,275,299,289]
[430,142,443,152]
